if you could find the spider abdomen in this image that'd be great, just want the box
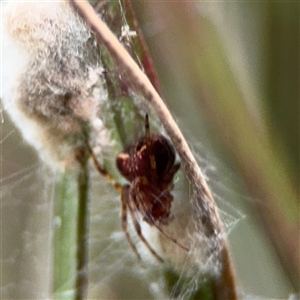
[130,177,173,224]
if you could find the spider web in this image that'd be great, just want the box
[0,111,245,300]
[0,1,249,299]
[1,119,54,299]
[1,1,291,300]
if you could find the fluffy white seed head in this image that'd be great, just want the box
[2,1,110,171]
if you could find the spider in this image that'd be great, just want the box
[87,114,189,262]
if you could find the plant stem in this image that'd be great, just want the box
[75,151,90,300]
[54,171,78,299]
[53,149,90,300]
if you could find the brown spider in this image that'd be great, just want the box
[87,114,189,262]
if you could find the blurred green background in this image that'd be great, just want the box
[1,1,299,299]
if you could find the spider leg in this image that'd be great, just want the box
[145,114,157,180]
[121,185,141,261]
[145,114,151,144]
[139,191,189,252]
[151,219,189,252]
[164,162,181,184]
[86,142,122,193]
[127,189,164,263]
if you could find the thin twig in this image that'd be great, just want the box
[121,0,162,93]
[69,1,239,298]
[75,147,90,300]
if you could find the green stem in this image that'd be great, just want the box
[75,153,90,300]
[53,148,90,300]
[54,171,79,299]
